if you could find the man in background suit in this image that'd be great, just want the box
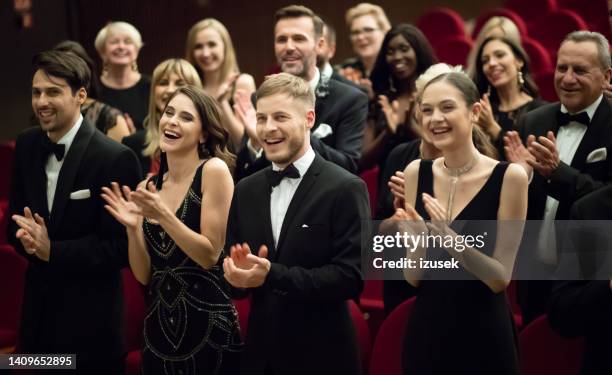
[505,31,612,324]
[234,5,368,179]
[7,51,141,374]
[223,73,371,375]
[547,185,612,375]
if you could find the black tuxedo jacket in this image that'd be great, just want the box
[518,100,612,220]
[7,120,141,364]
[227,155,370,375]
[235,76,368,180]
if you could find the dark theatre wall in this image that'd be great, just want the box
[1,0,501,141]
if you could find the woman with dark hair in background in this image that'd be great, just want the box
[360,23,437,174]
[53,40,130,142]
[401,71,527,374]
[472,36,545,157]
[95,21,151,131]
[102,85,240,374]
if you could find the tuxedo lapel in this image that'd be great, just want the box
[48,121,95,235]
[275,156,323,255]
[570,100,610,170]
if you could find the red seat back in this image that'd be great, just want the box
[519,315,585,375]
[434,36,474,67]
[122,269,145,352]
[522,37,554,76]
[416,7,466,45]
[504,0,557,24]
[0,244,27,349]
[530,9,588,61]
[348,300,372,374]
[534,69,557,102]
[369,297,415,375]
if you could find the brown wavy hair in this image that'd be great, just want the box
[159,86,235,179]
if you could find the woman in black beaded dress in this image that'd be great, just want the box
[102,85,241,374]
[401,72,528,374]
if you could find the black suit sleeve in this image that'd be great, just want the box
[548,280,612,338]
[224,187,251,299]
[47,148,141,272]
[310,91,368,173]
[7,134,43,264]
[546,159,612,202]
[264,177,370,300]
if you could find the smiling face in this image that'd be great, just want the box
[386,34,417,81]
[159,93,204,154]
[154,72,187,112]
[255,93,314,168]
[350,14,385,61]
[103,30,139,67]
[419,80,479,152]
[481,39,523,90]
[192,27,225,74]
[554,40,610,113]
[274,16,320,80]
[32,70,85,139]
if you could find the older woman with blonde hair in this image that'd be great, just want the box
[122,58,202,175]
[95,21,150,131]
[186,18,256,150]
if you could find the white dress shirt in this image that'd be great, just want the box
[270,147,316,246]
[45,114,83,212]
[320,63,333,83]
[537,95,602,264]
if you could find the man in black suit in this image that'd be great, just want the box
[223,73,370,375]
[505,31,612,324]
[547,185,612,375]
[235,5,368,179]
[7,51,141,374]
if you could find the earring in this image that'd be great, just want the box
[102,61,109,75]
[517,70,525,87]
[132,61,138,72]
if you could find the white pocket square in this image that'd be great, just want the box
[301,224,309,228]
[312,123,333,139]
[586,148,607,163]
[69,189,91,200]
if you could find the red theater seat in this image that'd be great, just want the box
[519,315,585,375]
[369,297,415,375]
[0,141,15,201]
[348,300,372,374]
[504,0,557,25]
[472,8,529,39]
[522,37,554,76]
[0,244,27,352]
[233,297,251,341]
[434,36,474,67]
[534,69,557,102]
[530,9,588,61]
[122,269,145,375]
[416,7,466,46]
[557,0,611,39]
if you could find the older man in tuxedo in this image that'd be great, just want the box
[234,5,368,179]
[505,30,612,323]
[224,72,370,375]
[7,51,141,374]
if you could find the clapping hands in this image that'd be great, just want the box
[223,243,271,288]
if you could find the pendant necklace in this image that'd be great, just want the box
[442,153,479,223]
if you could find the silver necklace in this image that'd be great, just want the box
[442,154,479,223]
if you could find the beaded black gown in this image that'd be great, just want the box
[141,162,243,374]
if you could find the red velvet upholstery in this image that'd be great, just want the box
[519,315,585,375]
[434,36,474,67]
[534,69,557,102]
[416,7,466,46]
[522,37,554,76]
[348,300,372,374]
[530,9,588,61]
[369,297,415,375]
[122,269,145,375]
[504,0,557,24]
[557,0,611,39]
[233,297,251,341]
[0,200,8,244]
[0,244,27,351]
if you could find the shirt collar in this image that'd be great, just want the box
[55,114,83,153]
[321,63,333,81]
[560,94,603,121]
[308,68,321,92]
[272,146,315,176]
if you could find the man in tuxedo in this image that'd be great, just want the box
[223,73,370,375]
[7,51,141,373]
[547,186,612,375]
[235,5,368,179]
[505,31,612,323]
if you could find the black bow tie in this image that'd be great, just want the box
[40,136,65,161]
[557,111,590,126]
[266,164,300,187]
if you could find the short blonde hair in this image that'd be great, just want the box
[143,59,203,157]
[345,3,391,33]
[256,73,315,108]
[94,21,143,58]
[185,18,239,83]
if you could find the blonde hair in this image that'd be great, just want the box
[345,3,391,32]
[143,59,203,157]
[185,18,239,84]
[256,73,315,108]
[468,17,521,77]
[94,21,143,59]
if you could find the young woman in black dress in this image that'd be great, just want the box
[401,72,528,374]
[102,86,241,374]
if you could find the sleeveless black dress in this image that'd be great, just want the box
[141,162,243,374]
[402,160,519,375]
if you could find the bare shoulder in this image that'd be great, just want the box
[201,157,232,192]
[403,158,421,177]
[502,162,528,188]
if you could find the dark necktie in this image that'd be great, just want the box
[40,136,65,161]
[557,111,590,126]
[266,164,300,187]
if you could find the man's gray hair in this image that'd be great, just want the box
[562,31,611,70]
